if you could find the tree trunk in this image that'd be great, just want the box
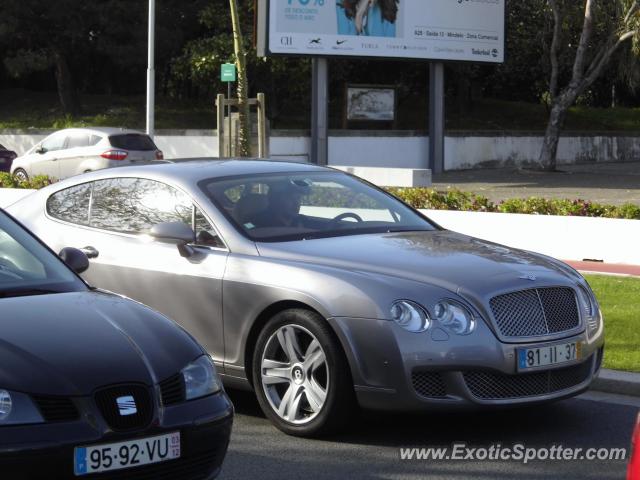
[229,0,251,157]
[539,93,574,171]
[52,50,80,115]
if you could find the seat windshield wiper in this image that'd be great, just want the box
[0,288,63,298]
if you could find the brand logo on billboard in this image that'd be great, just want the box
[309,38,321,45]
[281,36,293,46]
[471,48,492,56]
[336,40,347,45]
[492,48,499,58]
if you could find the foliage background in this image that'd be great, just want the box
[2,0,640,129]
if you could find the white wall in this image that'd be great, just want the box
[3,131,640,170]
[153,134,218,159]
[445,135,640,170]
[423,209,640,265]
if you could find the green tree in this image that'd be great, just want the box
[540,0,640,170]
[0,0,204,113]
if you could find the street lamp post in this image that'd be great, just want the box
[146,0,155,137]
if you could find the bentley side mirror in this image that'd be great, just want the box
[149,222,196,258]
[59,247,90,274]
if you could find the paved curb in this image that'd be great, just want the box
[592,369,640,397]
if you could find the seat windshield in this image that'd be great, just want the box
[201,171,437,242]
[0,211,87,298]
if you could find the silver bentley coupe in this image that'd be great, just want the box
[9,160,605,436]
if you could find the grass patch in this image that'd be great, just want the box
[4,89,640,131]
[585,274,640,373]
[446,98,640,131]
[0,89,215,130]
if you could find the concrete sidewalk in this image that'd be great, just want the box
[433,161,640,206]
[566,260,640,277]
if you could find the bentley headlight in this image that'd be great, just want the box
[434,300,476,335]
[182,356,222,401]
[0,389,45,425]
[577,284,601,338]
[390,300,431,333]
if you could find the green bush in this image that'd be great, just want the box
[387,187,640,220]
[387,187,494,212]
[0,172,54,189]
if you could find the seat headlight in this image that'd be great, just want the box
[434,300,476,335]
[390,300,431,333]
[182,356,222,401]
[0,390,11,421]
[577,284,601,338]
[0,389,45,426]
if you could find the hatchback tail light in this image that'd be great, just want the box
[155,150,164,160]
[100,150,128,161]
[629,412,640,480]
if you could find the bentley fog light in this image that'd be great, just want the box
[390,300,431,333]
[434,300,476,335]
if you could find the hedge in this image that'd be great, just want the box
[1,172,638,220]
[386,187,640,220]
[0,172,53,190]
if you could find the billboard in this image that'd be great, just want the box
[257,0,505,63]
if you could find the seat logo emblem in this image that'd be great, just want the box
[116,396,137,416]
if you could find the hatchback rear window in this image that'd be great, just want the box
[108,134,157,151]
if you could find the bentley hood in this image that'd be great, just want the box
[257,230,581,298]
[0,291,203,395]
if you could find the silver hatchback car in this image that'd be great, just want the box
[10,160,605,436]
[10,127,163,181]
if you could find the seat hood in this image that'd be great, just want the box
[0,291,203,395]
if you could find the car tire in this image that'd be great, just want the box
[252,308,355,437]
[13,168,28,182]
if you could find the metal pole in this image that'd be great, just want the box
[146,0,155,137]
[257,92,266,158]
[311,58,329,166]
[228,82,232,157]
[216,94,225,157]
[428,62,445,174]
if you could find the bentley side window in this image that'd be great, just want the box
[89,178,192,234]
[46,183,92,226]
[193,208,225,249]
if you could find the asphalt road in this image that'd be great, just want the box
[431,161,640,206]
[220,390,639,480]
